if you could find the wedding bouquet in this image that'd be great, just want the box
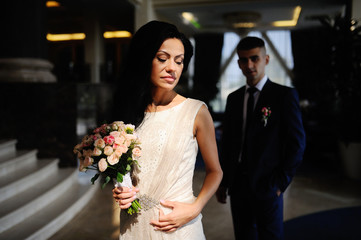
[73,121,141,215]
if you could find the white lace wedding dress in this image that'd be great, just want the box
[118,98,206,240]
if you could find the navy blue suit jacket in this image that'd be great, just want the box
[220,79,306,198]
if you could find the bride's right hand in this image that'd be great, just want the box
[112,186,139,209]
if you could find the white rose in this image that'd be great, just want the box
[124,124,135,132]
[114,121,125,130]
[107,153,119,165]
[103,146,114,156]
[98,158,108,172]
[94,138,105,149]
[93,148,102,156]
[132,147,141,159]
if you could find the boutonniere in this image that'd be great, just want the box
[261,107,271,127]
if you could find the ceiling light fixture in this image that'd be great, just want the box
[233,22,256,28]
[46,1,60,8]
[103,31,132,39]
[224,11,261,30]
[47,33,86,41]
[272,6,302,27]
[182,12,201,29]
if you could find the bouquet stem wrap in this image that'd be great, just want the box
[114,172,141,215]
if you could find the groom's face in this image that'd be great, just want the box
[237,47,269,86]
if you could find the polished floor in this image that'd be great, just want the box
[49,164,361,240]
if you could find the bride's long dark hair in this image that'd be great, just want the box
[113,20,193,128]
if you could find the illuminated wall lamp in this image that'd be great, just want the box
[47,33,86,41]
[46,1,60,8]
[103,31,132,39]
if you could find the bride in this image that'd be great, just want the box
[112,20,223,239]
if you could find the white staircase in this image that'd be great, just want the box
[0,140,98,240]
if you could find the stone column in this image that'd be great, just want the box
[352,0,361,20]
[0,0,56,82]
[84,15,104,83]
[131,0,158,31]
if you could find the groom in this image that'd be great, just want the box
[216,36,306,240]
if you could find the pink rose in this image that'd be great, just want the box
[81,136,93,147]
[107,153,119,165]
[95,124,108,134]
[103,135,115,145]
[83,156,94,167]
[94,138,105,149]
[103,146,114,156]
[73,144,82,154]
[82,149,93,158]
[78,159,86,172]
[110,131,121,138]
[114,136,125,145]
[132,147,141,159]
[98,158,108,172]
[115,144,128,155]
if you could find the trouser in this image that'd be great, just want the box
[230,176,284,240]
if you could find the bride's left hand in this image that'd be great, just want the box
[150,200,200,232]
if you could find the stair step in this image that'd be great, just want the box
[0,139,17,159]
[0,168,76,233]
[0,150,38,177]
[0,173,98,240]
[0,158,59,203]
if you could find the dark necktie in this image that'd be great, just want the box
[241,87,257,171]
[245,87,257,134]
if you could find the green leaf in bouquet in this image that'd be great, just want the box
[102,176,111,189]
[126,164,131,171]
[117,172,123,183]
[91,173,100,185]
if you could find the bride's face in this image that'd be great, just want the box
[151,38,185,91]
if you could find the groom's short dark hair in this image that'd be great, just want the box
[237,36,265,51]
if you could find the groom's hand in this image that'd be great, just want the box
[150,200,200,232]
[276,189,282,197]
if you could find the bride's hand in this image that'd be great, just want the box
[112,186,139,209]
[150,200,200,232]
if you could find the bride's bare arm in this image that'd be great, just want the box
[192,105,223,212]
[150,105,223,232]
